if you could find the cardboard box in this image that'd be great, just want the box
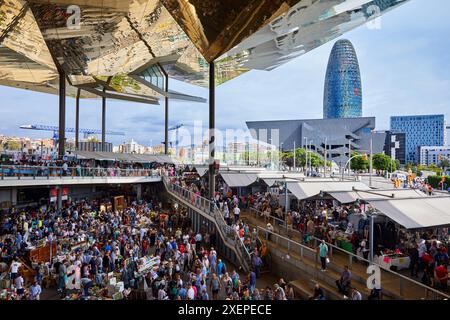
[107,285,116,297]
[112,292,123,300]
[115,281,124,293]
[0,279,10,289]
[109,277,117,286]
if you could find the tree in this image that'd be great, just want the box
[395,160,401,172]
[280,151,294,168]
[294,148,307,168]
[4,140,21,151]
[389,158,398,172]
[87,136,99,142]
[372,153,391,172]
[439,159,450,170]
[350,152,368,171]
[309,152,324,168]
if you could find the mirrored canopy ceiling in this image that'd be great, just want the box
[217,0,410,71]
[0,0,410,99]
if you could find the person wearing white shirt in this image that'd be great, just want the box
[187,284,195,300]
[223,203,230,225]
[10,259,21,281]
[350,288,362,300]
[233,206,240,223]
[15,274,24,298]
[29,281,42,300]
[418,239,427,258]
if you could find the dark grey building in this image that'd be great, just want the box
[366,131,406,165]
[246,117,376,167]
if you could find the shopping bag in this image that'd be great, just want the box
[326,258,330,264]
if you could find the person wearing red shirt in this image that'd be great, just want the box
[422,252,433,265]
[434,264,448,291]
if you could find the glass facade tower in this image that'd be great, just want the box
[323,39,362,119]
[390,115,446,164]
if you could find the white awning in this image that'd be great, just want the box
[262,178,278,188]
[286,181,371,200]
[328,189,429,204]
[194,166,208,177]
[220,173,258,187]
[369,197,450,229]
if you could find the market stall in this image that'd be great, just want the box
[377,252,411,271]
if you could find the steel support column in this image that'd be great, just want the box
[75,89,80,150]
[369,131,373,187]
[370,214,375,263]
[165,75,169,155]
[101,88,106,151]
[208,62,216,200]
[57,187,62,211]
[58,71,66,159]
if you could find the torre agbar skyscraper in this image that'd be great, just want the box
[323,39,363,119]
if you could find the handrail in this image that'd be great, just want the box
[257,226,316,254]
[0,164,161,179]
[163,178,252,271]
[248,207,450,300]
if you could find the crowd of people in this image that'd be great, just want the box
[1,161,448,300]
[0,188,296,300]
[0,154,178,178]
[246,190,449,294]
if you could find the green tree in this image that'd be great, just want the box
[439,159,450,170]
[395,160,401,172]
[310,152,324,168]
[350,152,369,171]
[372,153,391,172]
[281,151,294,168]
[87,136,99,142]
[294,148,307,168]
[389,158,398,172]
[4,140,21,151]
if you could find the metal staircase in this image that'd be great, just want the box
[162,177,252,273]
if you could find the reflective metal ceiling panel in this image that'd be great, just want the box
[217,0,410,71]
[0,0,410,96]
[161,0,301,62]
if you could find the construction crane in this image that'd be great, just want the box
[168,123,207,157]
[20,124,125,136]
[20,124,125,145]
[168,124,188,156]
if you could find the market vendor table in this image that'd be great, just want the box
[378,254,410,271]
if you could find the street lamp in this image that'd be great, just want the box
[309,140,314,176]
[269,137,273,169]
[280,142,284,170]
[275,179,289,233]
[323,137,328,177]
[293,140,296,172]
[369,131,373,187]
[348,138,353,177]
[342,153,368,181]
[304,137,308,173]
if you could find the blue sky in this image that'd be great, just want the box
[1,0,449,147]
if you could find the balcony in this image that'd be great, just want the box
[0,165,162,187]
